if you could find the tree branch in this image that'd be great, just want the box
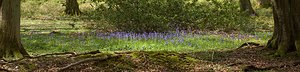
[58,54,122,71]
[68,50,101,58]
[31,52,76,58]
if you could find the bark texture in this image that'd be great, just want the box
[267,0,300,56]
[239,0,257,16]
[0,0,29,59]
[65,0,81,15]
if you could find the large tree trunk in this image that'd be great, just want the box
[239,0,257,16]
[257,0,271,8]
[267,0,300,56]
[0,0,29,59]
[65,0,81,15]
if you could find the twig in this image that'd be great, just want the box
[58,54,122,71]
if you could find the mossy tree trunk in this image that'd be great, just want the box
[0,0,29,59]
[267,0,300,56]
[65,0,81,15]
[239,0,257,16]
[257,0,271,8]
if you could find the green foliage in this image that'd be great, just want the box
[88,0,262,32]
[92,0,201,32]
[21,0,65,18]
[20,0,273,32]
[198,0,256,32]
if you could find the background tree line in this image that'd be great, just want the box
[21,0,273,33]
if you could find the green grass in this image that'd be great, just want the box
[20,19,272,55]
[19,0,274,55]
[22,33,270,55]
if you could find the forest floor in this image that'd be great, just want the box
[1,45,300,72]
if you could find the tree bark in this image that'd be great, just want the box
[0,0,29,59]
[267,0,300,56]
[65,0,81,15]
[257,0,271,8]
[239,0,257,16]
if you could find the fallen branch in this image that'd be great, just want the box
[58,54,122,71]
[114,51,133,54]
[68,50,101,58]
[237,42,262,49]
[32,52,76,58]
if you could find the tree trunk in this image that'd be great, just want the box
[65,0,81,15]
[267,0,300,56]
[0,0,29,59]
[257,0,271,8]
[239,0,257,16]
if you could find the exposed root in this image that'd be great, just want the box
[58,54,122,71]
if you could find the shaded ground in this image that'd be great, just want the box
[1,46,300,72]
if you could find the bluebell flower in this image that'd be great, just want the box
[230,33,235,39]
[188,43,192,46]
[165,41,169,45]
[171,40,175,43]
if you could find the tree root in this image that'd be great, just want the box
[58,54,122,71]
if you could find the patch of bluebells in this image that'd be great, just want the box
[33,30,266,42]
[26,30,268,42]
[22,29,272,53]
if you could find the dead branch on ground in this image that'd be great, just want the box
[58,54,122,71]
[68,50,101,58]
